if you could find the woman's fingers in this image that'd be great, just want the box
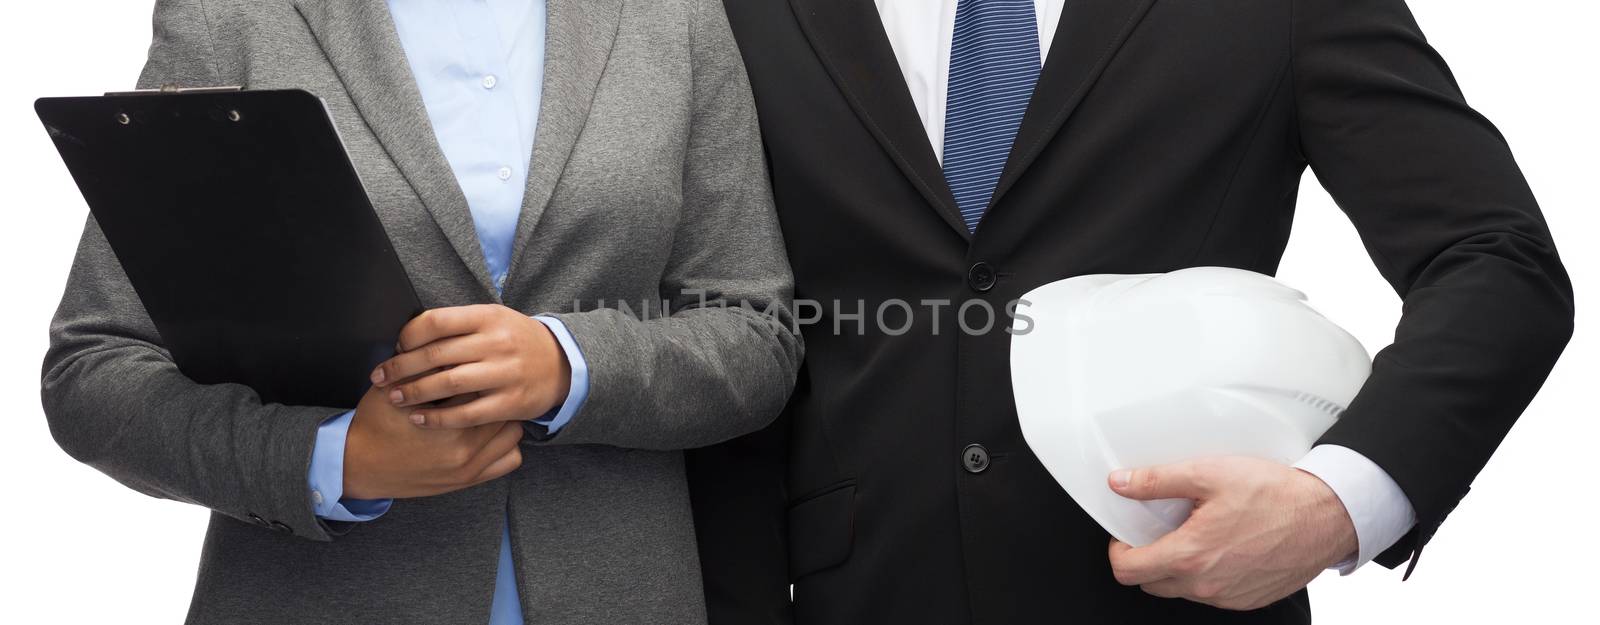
[410,418,523,498]
[465,422,525,482]
[395,305,499,352]
[387,362,509,408]
[472,444,525,484]
[412,392,517,429]
[372,334,486,387]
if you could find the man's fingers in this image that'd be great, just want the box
[1109,461,1210,502]
[373,335,486,387]
[1108,537,1182,586]
[396,305,495,353]
[1139,579,1187,600]
[390,363,506,408]
[1108,540,1156,586]
[415,393,516,429]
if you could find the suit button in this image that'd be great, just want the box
[967,262,996,292]
[270,521,294,535]
[247,513,269,528]
[962,444,991,474]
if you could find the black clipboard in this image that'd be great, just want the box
[37,88,423,408]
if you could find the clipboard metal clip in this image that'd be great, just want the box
[103,85,243,97]
[102,85,248,125]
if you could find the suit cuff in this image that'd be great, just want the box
[1295,444,1417,575]
[308,410,391,522]
[532,315,590,434]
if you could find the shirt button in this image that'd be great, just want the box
[311,490,324,506]
[497,166,513,181]
[482,74,498,90]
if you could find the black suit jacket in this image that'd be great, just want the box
[689,0,1575,623]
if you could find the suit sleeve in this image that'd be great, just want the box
[1290,0,1574,574]
[539,0,804,451]
[40,0,347,542]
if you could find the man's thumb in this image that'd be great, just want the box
[1108,463,1207,501]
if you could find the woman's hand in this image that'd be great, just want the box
[343,386,523,499]
[370,304,572,429]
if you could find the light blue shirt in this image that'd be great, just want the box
[305,1,585,623]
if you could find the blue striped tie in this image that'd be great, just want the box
[943,0,1041,232]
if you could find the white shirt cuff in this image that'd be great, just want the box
[1294,444,1417,575]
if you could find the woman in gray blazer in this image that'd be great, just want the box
[40,0,800,623]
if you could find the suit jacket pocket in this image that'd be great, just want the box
[786,480,857,581]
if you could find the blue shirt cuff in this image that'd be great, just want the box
[308,410,392,522]
[531,315,589,434]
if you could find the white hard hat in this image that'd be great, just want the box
[1009,267,1371,547]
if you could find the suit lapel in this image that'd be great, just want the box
[989,0,1160,211]
[788,0,968,241]
[291,0,498,298]
[504,0,625,284]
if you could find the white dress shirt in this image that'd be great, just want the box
[874,0,1416,573]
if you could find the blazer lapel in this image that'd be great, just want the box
[788,0,968,241]
[291,0,498,298]
[505,0,625,282]
[989,0,1160,210]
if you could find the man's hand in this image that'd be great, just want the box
[371,304,572,429]
[1105,456,1358,611]
[343,384,523,499]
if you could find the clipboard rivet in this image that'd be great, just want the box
[116,113,130,125]
[227,110,242,122]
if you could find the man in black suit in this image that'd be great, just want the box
[687,0,1573,623]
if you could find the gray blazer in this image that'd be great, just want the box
[39,0,801,623]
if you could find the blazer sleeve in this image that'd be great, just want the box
[1290,0,1574,574]
[40,0,344,542]
[539,0,804,451]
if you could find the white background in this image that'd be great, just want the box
[0,1,1593,622]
